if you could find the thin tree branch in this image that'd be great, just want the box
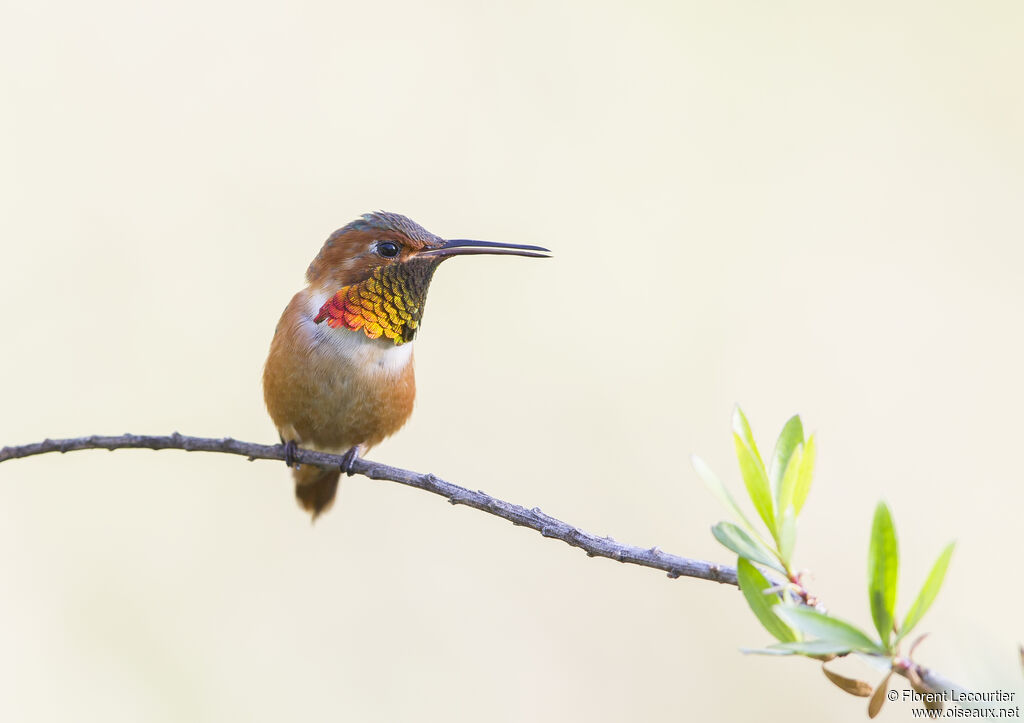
[0,433,737,585]
[0,433,970,704]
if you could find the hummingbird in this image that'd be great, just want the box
[262,211,550,519]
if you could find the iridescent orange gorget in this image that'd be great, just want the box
[313,257,440,345]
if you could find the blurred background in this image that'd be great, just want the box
[1,0,1022,720]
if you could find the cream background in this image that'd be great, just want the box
[2,1,1022,720]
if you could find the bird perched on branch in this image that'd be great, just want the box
[262,211,550,519]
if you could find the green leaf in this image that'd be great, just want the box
[739,647,796,656]
[855,653,896,675]
[691,454,759,534]
[775,607,885,654]
[868,501,899,649]
[769,639,856,655]
[777,507,797,566]
[899,542,955,641]
[732,406,767,471]
[775,444,803,526]
[791,433,817,515]
[711,522,785,573]
[733,433,777,538]
[769,415,804,495]
[736,558,797,643]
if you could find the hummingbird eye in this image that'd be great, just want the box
[376,241,401,258]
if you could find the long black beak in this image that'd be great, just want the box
[419,239,551,259]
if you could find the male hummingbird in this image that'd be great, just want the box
[262,211,550,518]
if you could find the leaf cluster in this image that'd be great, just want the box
[693,408,955,716]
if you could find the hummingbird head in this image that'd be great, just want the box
[307,211,549,345]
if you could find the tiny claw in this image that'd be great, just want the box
[339,445,361,476]
[283,440,300,469]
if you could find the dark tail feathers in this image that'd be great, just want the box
[294,465,341,520]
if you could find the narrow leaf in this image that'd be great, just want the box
[736,558,797,643]
[775,607,885,654]
[854,653,895,674]
[775,444,803,526]
[822,664,873,697]
[711,522,785,573]
[868,501,899,649]
[732,406,767,471]
[868,673,892,718]
[691,454,759,534]
[777,507,797,567]
[899,542,955,640]
[739,647,795,656]
[733,433,776,538]
[769,415,804,495]
[770,640,854,655]
[792,433,816,515]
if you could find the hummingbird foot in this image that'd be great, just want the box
[339,445,362,477]
[283,440,300,469]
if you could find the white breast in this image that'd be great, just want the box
[301,286,414,376]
